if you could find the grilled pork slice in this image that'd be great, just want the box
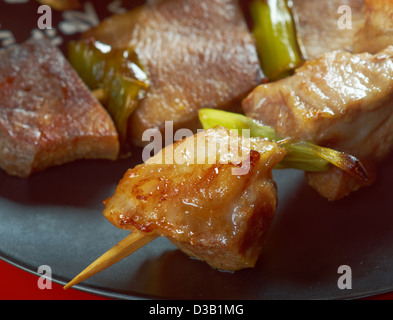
[292,0,365,59]
[242,46,393,200]
[354,0,393,54]
[0,39,119,178]
[104,127,286,271]
[83,0,263,147]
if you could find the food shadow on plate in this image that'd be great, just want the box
[260,152,393,299]
[115,153,393,300]
[0,146,144,209]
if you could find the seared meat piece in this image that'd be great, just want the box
[242,46,393,200]
[0,39,119,178]
[37,0,81,11]
[83,0,263,147]
[354,0,393,54]
[104,127,285,271]
[292,0,365,59]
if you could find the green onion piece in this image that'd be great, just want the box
[277,141,369,181]
[199,108,281,141]
[198,108,368,181]
[106,75,148,147]
[68,39,150,151]
[251,0,304,81]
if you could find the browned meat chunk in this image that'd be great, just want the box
[242,46,393,200]
[0,39,119,178]
[83,0,263,147]
[103,127,285,271]
[37,0,80,11]
[354,0,393,54]
[292,0,365,59]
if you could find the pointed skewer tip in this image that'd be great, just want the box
[63,232,159,290]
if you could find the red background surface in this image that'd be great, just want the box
[0,259,108,300]
[0,259,392,300]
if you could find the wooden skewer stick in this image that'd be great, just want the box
[63,232,159,290]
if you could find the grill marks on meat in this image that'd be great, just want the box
[0,39,119,178]
[104,128,285,271]
[83,0,264,147]
[243,46,393,200]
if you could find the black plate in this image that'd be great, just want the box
[1,0,393,300]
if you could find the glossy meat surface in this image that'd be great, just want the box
[83,0,263,146]
[243,47,393,200]
[0,39,119,178]
[104,128,285,271]
[292,0,365,59]
[354,0,393,54]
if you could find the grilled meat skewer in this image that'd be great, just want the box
[64,122,367,289]
[243,46,393,200]
[104,127,286,271]
[82,0,264,147]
